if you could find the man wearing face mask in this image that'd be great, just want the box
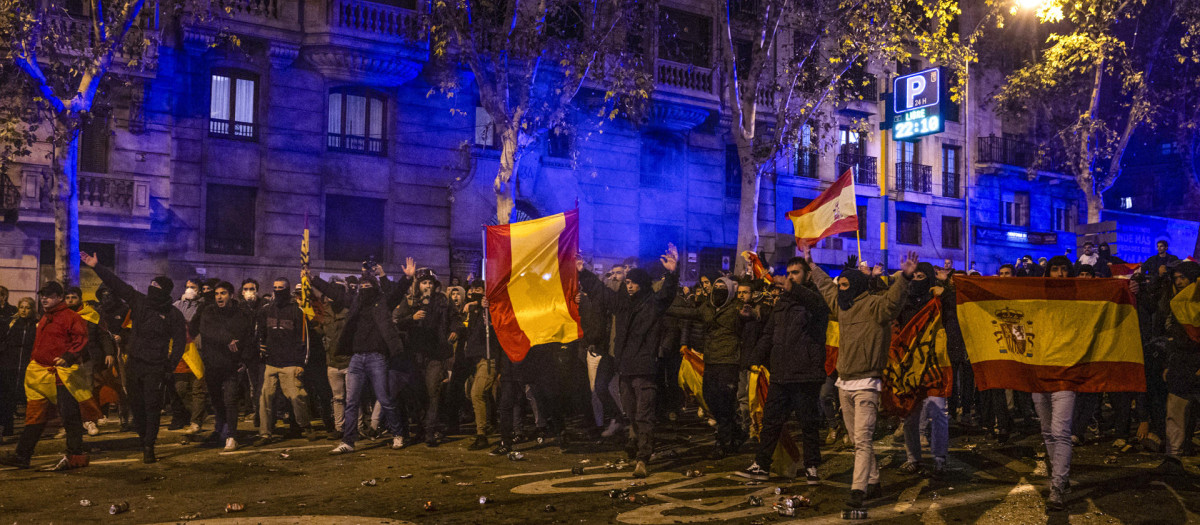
[311,259,412,454]
[190,281,255,451]
[455,280,500,450]
[895,263,952,479]
[578,244,679,479]
[171,279,208,434]
[394,266,454,447]
[807,246,917,510]
[667,275,751,458]
[81,252,187,464]
[238,278,267,425]
[254,277,317,445]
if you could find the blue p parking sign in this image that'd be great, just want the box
[892,67,945,140]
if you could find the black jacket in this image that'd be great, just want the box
[579,269,679,376]
[190,303,255,372]
[1,316,37,371]
[752,284,829,384]
[666,277,746,366]
[395,292,453,360]
[578,292,610,351]
[456,303,499,361]
[312,275,408,358]
[257,299,309,368]
[93,265,187,370]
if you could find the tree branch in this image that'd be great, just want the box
[13,47,66,113]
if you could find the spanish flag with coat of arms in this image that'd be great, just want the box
[956,276,1144,393]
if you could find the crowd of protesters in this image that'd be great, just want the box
[0,238,1197,514]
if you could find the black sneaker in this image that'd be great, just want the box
[1046,486,1066,512]
[142,446,157,464]
[252,435,273,447]
[846,489,865,509]
[488,443,512,456]
[865,483,882,500]
[0,453,31,469]
[932,460,946,480]
[735,462,769,481]
[468,435,490,451]
[305,428,319,442]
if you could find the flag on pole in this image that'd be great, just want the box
[786,169,858,247]
[741,251,773,287]
[750,369,801,478]
[678,346,709,414]
[956,276,1145,393]
[299,215,315,320]
[485,209,582,363]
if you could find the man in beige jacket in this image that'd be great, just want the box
[804,246,917,510]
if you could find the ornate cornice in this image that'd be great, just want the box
[182,26,217,54]
[269,41,301,69]
[302,46,420,86]
[645,101,709,132]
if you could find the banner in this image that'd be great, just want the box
[882,299,950,416]
[956,276,1144,393]
[786,169,858,247]
[485,209,582,363]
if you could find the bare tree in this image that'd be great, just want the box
[432,0,653,224]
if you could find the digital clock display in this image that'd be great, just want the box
[894,115,942,140]
[891,67,945,141]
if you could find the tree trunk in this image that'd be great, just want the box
[1085,190,1103,225]
[494,127,519,225]
[51,125,82,286]
[734,156,762,275]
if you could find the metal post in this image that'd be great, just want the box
[964,61,972,271]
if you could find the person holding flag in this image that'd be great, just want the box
[736,255,829,484]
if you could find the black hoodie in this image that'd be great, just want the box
[190,302,256,372]
[92,264,187,370]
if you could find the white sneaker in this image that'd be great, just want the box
[805,466,820,485]
[96,417,109,426]
[329,442,355,455]
[83,421,99,436]
[184,423,201,435]
[224,438,238,451]
[391,436,406,450]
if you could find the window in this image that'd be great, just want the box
[840,205,869,240]
[1119,196,1133,209]
[205,184,257,256]
[547,128,572,159]
[1054,206,1073,232]
[328,89,386,155]
[942,146,960,198]
[734,39,752,79]
[78,113,110,173]
[944,70,961,122]
[658,8,712,67]
[792,197,812,211]
[325,195,386,262]
[1002,191,1030,227]
[898,140,919,165]
[898,211,922,245]
[942,216,962,249]
[474,106,498,148]
[839,127,860,155]
[840,58,877,101]
[725,145,741,199]
[209,72,257,139]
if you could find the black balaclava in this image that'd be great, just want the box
[358,274,380,304]
[836,269,870,311]
[909,262,936,298]
[147,276,174,306]
[626,268,653,297]
[1099,244,1112,257]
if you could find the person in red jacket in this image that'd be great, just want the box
[0,281,90,470]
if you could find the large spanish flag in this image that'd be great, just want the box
[485,209,582,363]
[786,169,858,247]
[956,276,1144,393]
[1171,282,1200,343]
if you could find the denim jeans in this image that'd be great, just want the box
[904,396,948,463]
[1032,391,1075,492]
[343,352,401,446]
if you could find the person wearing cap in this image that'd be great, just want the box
[395,265,454,447]
[806,246,918,511]
[82,252,187,463]
[0,282,90,470]
[577,244,679,479]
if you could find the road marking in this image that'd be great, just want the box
[892,479,929,513]
[219,444,331,456]
[976,448,1034,474]
[1151,481,1200,523]
[142,516,417,525]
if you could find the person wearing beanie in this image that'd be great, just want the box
[81,252,187,464]
[807,246,918,511]
[395,265,454,447]
[577,244,679,479]
[0,282,90,470]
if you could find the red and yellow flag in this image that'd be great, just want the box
[741,251,772,287]
[786,169,858,247]
[1171,282,1200,343]
[883,299,950,416]
[485,209,582,363]
[956,276,1144,393]
[678,346,709,414]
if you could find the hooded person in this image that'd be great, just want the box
[808,248,918,510]
[80,252,187,464]
[394,266,455,446]
[1162,260,1200,470]
[895,261,952,479]
[578,245,679,478]
[667,275,752,457]
[311,261,412,454]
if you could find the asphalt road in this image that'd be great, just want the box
[1,415,1198,524]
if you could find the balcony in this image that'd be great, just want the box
[942,171,960,198]
[655,59,716,99]
[329,0,424,42]
[896,162,932,193]
[15,169,153,229]
[977,135,1066,173]
[792,147,819,179]
[836,153,877,185]
[209,118,256,140]
[328,133,385,155]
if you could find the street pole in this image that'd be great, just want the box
[880,104,891,272]
[964,61,972,271]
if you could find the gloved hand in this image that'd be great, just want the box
[844,254,859,270]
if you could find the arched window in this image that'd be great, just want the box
[328,88,386,155]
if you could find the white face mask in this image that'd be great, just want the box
[243,290,257,301]
[182,288,198,301]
